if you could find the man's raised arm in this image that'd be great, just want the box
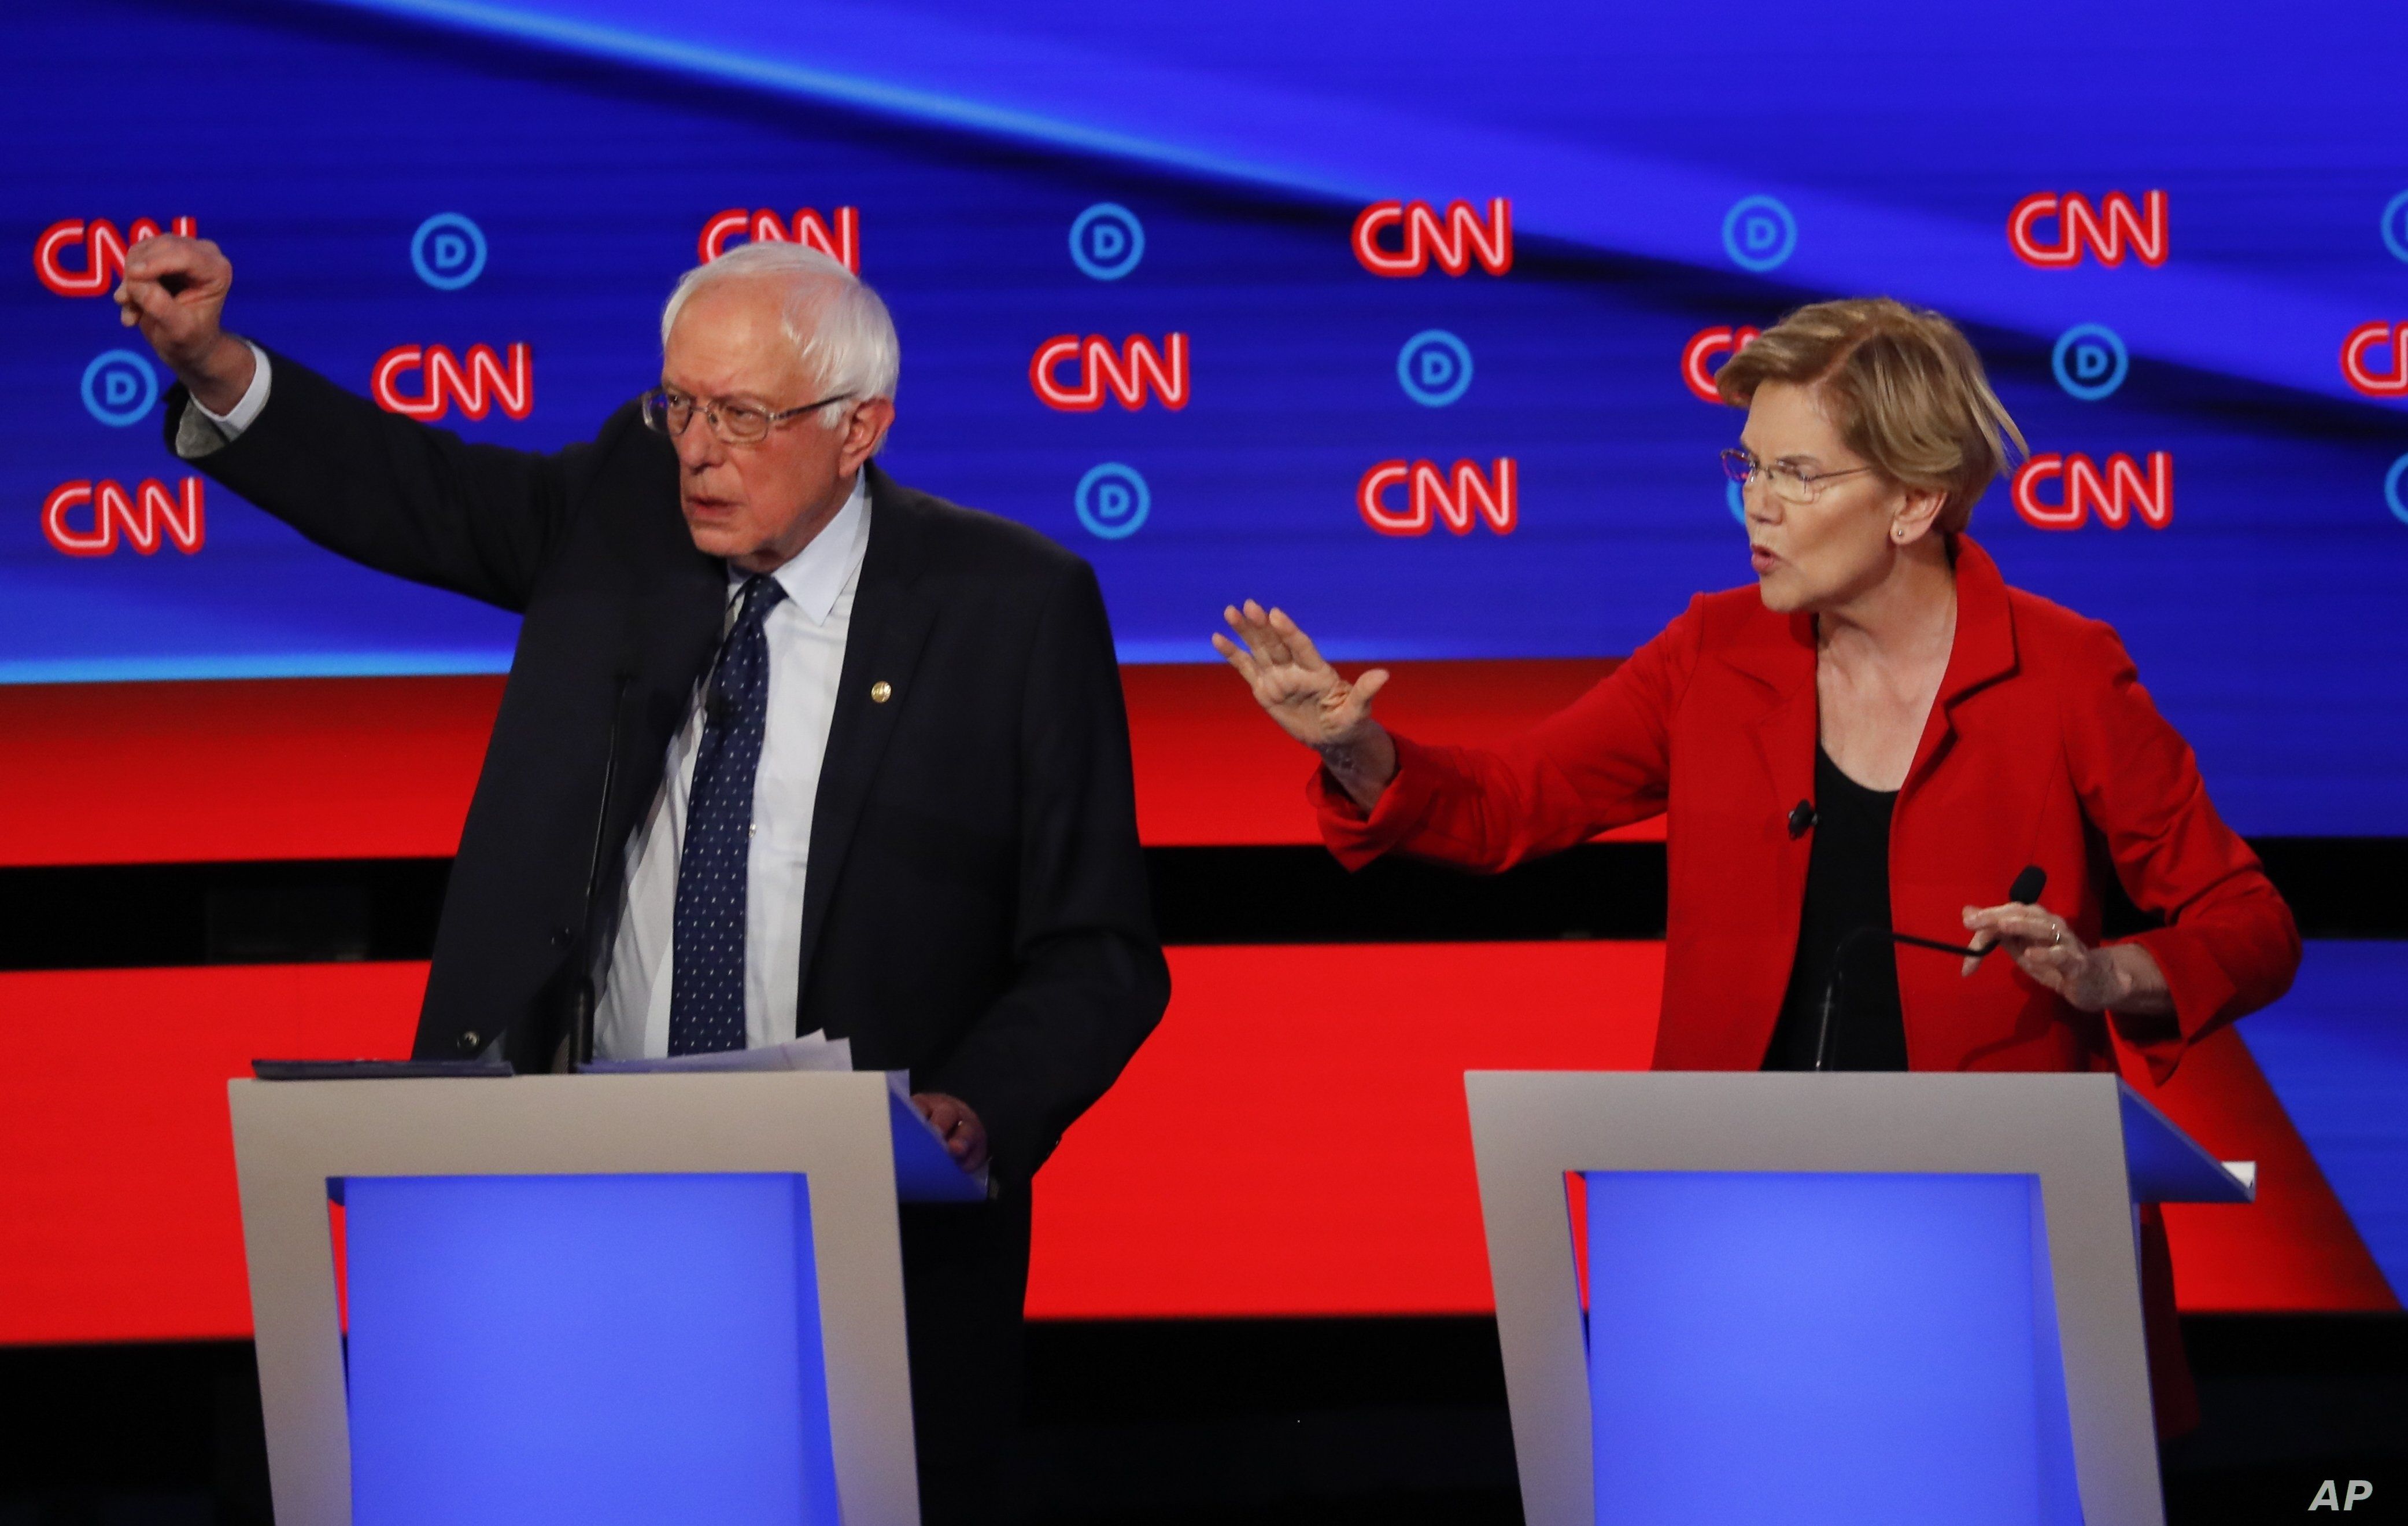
[116,234,583,614]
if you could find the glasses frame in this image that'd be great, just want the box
[1720,447,1877,506]
[641,386,855,445]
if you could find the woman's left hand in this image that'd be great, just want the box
[1960,901,2129,1012]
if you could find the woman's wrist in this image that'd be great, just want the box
[2095,942,2173,1019]
[1316,725,1397,812]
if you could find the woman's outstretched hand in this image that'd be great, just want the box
[1213,601,1398,809]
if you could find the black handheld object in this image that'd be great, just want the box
[2007,865,2047,908]
[567,673,632,1068]
[1809,865,2048,1072]
[252,1059,513,1080]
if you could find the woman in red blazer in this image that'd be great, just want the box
[1216,298,2298,1432]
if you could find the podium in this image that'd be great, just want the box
[228,1071,981,1526]
[1465,1072,2255,1526]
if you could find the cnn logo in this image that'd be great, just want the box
[2341,322,2407,398]
[372,344,534,421]
[35,218,197,297]
[2008,192,2167,268]
[699,208,859,272]
[1352,199,1512,278]
[2012,453,2173,530]
[1683,326,1759,403]
[43,478,205,556]
[1030,334,1189,412]
[1357,459,1517,537]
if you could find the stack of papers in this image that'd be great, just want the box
[578,1034,989,1197]
[579,1032,858,1075]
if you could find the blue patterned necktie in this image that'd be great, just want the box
[668,573,787,1055]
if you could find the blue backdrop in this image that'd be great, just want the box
[8,0,2406,834]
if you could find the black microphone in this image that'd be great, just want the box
[1809,865,2047,1071]
[566,672,632,1069]
[703,681,731,733]
[1787,800,1816,839]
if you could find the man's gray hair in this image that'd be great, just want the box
[659,242,900,429]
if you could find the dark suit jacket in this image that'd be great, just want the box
[167,353,1169,1188]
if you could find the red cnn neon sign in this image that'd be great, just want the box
[1682,326,1760,403]
[1357,459,1517,537]
[2340,322,2408,398]
[1030,334,1190,412]
[1351,199,1513,277]
[372,344,534,421]
[34,218,198,297]
[2012,453,2173,530]
[698,208,860,272]
[43,478,205,556]
[2007,192,2168,269]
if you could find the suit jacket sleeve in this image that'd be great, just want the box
[2062,618,2301,1081]
[161,348,581,613]
[1310,596,1707,872]
[919,562,1171,1186]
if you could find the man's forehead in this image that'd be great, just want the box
[664,281,811,386]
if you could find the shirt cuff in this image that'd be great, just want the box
[173,342,271,458]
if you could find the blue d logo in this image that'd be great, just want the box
[1722,196,1797,273]
[2383,191,2408,265]
[82,348,158,427]
[1070,204,1145,281]
[2051,323,2129,401]
[1727,479,1746,524]
[2386,454,2408,526]
[1075,462,1151,539]
[1398,330,1473,407]
[411,213,487,290]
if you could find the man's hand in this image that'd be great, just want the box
[112,234,254,415]
[911,1092,990,1175]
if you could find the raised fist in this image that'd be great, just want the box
[113,234,254,415]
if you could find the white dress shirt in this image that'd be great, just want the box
[172,357,870,1061]
[593,476,869,1060]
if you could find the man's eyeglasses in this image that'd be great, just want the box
[640,387,853,445]
[1720,447,1876,506]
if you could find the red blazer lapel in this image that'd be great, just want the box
[1903,536,2021,805]
[1717,602,1819,834]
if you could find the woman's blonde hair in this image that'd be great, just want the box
[1715,297,2026,533]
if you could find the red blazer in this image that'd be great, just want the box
[1315,537,2299,1083]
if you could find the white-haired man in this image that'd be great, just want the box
[117,235,1169,1521]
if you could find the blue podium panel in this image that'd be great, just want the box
[1581,1171,2080,1526]
[342,1173,843,1526]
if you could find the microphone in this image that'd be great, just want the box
[703,682,731,733]
[566,672,633,1069]
[2007,865,2047,908]
[1809,865,2048,1072]
[1787,801,1816,839]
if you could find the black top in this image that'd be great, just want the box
[1763,745,1909,1071]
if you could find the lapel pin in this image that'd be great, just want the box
[870,681,892,704]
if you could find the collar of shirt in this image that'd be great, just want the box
[727,470,871,626]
